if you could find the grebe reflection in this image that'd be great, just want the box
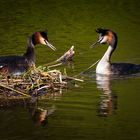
[96,74,117,117]
[28,103,56,126]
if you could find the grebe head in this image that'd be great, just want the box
[91,28,117,47]
[32,31,56,51]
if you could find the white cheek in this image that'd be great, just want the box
[100,36,108,43]
[40,37,46,45]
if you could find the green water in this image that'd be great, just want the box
[0,0,140,140]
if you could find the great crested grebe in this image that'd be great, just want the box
[91,28,140,75]
[0,31,56,75]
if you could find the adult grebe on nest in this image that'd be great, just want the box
[91,28,140,75]
[0,31,56,75]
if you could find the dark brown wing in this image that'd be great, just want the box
[111,63,140,75]
[0,56,29,75]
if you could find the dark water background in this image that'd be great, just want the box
[0,0,140,140]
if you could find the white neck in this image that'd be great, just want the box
[96,45,114,75]
[100,45,113,62]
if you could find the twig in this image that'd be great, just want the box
[62,75,84,82]
[47,63,63,69]
[56,46,75,62]
[43,61,58,67]
[44,46,75,67]
[82,59,100,72]
[0,82,31,97]
[37,85,50,91]
[75,59,100,77]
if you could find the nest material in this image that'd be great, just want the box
[56,46,75,62]
[0,68,68,98]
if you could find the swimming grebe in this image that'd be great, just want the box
[0,31,56,75]
[91,28,140,75]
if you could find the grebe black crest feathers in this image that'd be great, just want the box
[96,28,109,35]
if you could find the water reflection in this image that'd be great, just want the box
[28,101,55,127]
[96,74,117,117]
[0,90,59,127]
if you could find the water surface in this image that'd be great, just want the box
[0,0,140,140]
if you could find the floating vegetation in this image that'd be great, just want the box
[0,66,83,99]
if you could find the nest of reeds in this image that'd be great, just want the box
[0,68,67,98]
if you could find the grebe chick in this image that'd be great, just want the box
[0,31,56,75]
[91,28,140,75]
